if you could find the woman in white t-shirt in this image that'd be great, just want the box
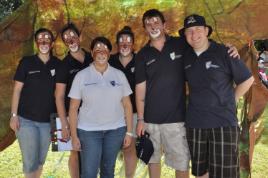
[68,37,133,178]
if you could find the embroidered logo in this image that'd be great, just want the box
[131,67,135,73]
[170,52,175,60]
[185,65,191,69]
[69,69,80,74]
[28,70,40,74]
[187,16,196,24]
[110,81,115,86]
[110,81,122,86]
[146,59,156,66]
[205,61,220,69]
[50,69,55,76]
[84,83,97,86]
[170,52,182,60]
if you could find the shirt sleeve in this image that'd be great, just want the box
[13,58,27,82]
[56,61,69,84]
[120,71,133,97]
[225,49,252,85]
[68,72,82,99]
[134,51,147,84]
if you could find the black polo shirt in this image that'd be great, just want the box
[56,50,92,112]
[14,55,61,122]
[135,36,188,124]
[184,40,252,128]
[109,53,137,113]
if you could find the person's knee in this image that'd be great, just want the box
[100,163,115,177]
[69,151,79,161]
[123,142,136,156]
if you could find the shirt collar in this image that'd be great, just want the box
[145,34,171,48]
[90,63,111,76]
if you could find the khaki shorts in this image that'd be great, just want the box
[145,122,190,171]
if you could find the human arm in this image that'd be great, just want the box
[69,98,81,151]
[234,76,254,102]
[10,81,24,132]
[55,83,70,140]
[226,43,240,58]
[135,81,146,137]
[122,96,133,148]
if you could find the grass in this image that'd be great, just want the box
[0,142,179,178]
[251,106,268,178]
[0,106,267,178]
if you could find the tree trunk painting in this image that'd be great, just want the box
[0,1,267,177]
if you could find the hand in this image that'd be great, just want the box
[61,123,70,141]
[71,136,81,151]
[136,120,145,137]
[123,135,132,149]
[226,43,240,59]
[10,116,19,133]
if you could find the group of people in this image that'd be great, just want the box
[9,8,254,178]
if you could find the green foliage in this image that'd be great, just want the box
[0,0,24,21]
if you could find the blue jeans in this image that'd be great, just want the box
[78,126,126,178]
[16,116,51,173]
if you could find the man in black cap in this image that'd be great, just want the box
[180,14,254,178]
[109,26,137,178]
[135,9,241,178]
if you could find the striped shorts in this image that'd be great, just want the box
[186,127,240,178]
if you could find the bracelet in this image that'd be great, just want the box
[137,117,144,121]
[137,118,144,122]
[126,132,134,137]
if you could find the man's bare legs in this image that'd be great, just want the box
[69,150,79,178]
[148,163,161,178]
[176,170,189,178]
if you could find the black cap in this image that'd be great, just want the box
[135,132,154,164]
[116,26,134,44]
[179,14,213,37]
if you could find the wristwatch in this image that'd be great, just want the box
[11,113,17,117]
[126,132,135,137]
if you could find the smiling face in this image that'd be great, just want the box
[118,34,133,57]
[92,42,110,65]
[62,29,80,53]
[144,16,165,40]
[185,26,209,52]
[36,32,53,54]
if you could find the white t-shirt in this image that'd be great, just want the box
[68,64,132,131]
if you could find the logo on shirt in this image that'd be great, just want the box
[131,67,135,73]
[69,69,80,74]
[184,65,191,69]
[50,69,55,76]
[84,82,97,86]
[110,81,122,86]
[170,52,182,60]
[146,59,156,66]
[205,61,220,69]
[28,70,40,74]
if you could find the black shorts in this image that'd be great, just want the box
[186,127,240,178]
